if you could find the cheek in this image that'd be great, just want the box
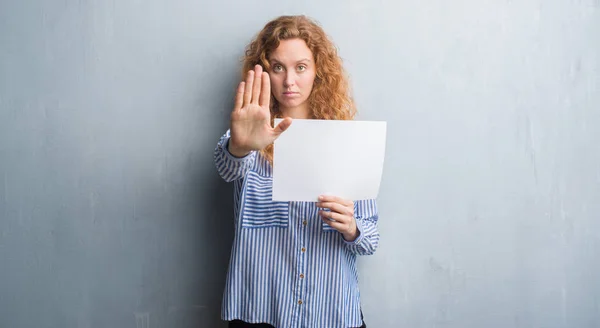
[301,74,316,90]
[269,76,282,91]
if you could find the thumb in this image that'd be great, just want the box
[273,117,292,135]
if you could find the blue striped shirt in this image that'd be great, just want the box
[214,130,380,328]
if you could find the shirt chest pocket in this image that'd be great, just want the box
[240,170,289,228]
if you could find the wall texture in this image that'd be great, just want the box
[1,0,598,327]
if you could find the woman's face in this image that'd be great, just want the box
[268,38,316,119]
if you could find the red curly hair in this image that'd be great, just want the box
[241,15,357,163]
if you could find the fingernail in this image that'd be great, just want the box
[318,196,323,200]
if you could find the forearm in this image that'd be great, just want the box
[344,217,379,255]
[343,199,380,255]
[214,130,256,182]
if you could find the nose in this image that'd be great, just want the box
[284,71,295,88]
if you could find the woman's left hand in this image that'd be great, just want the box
[317,195,359,242]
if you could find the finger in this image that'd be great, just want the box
[317,202,353,216]
[273,117,292,135]
[243,70,254,106]
[233,81,245,111]
[319,210,350,223]
[251,65,263,104]
[318,195,353,207]
[259,71,271,107]
[321,215,350,231]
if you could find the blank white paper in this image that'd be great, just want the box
[272,118,387,202]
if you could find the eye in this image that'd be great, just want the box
[298,65,307,71]
[272,64,283,72]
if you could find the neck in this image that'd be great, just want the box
[279,105,311,119]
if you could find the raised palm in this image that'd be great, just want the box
[228,65,292,157]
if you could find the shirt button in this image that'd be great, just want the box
[301,247,306,253]
[300,274,305,279]
[302,220,307,226]
[298,300,303,305]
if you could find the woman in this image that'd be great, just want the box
[214,15,379,328]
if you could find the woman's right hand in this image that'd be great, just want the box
[228,64,292,157]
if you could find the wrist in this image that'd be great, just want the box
[342,227,360,242]
[228,139,251,158]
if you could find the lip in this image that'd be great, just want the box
[283,92,299,97]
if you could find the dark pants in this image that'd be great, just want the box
[228,311,367,328]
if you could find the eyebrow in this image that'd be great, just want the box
[269,58,312,64]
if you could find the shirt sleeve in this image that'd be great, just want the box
[343,199,380,255]
[214,129,257,182]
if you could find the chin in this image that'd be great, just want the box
[279,99,306,109]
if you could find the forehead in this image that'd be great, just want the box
[269,38,314,62]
